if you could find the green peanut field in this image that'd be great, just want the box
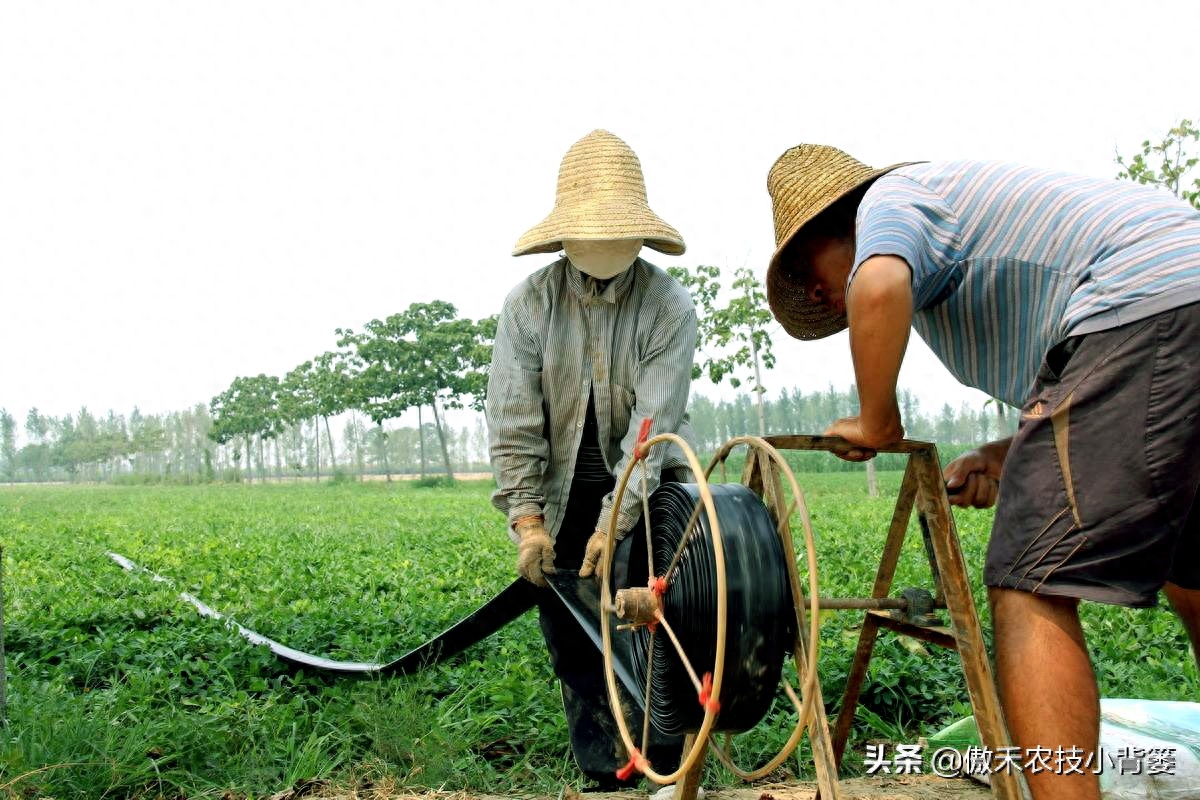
[1,474,1194,798]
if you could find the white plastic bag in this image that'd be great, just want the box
[1098,699,1200,799]
[923,699,1200,799]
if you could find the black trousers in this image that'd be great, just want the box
[537,476,684,788]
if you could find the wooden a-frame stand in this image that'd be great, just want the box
[673,436,1023,800]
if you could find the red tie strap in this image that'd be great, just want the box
[698,671,720,714]
[634,417,653,461]
[616,747,649,781]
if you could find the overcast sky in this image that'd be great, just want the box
[3,1,1198,435]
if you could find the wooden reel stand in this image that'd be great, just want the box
[600,433,1021,800]
[746,436,1023,800]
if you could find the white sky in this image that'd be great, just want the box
[2,1,1198,434]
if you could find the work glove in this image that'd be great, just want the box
[515,515,555,587]
[579,530,608,580]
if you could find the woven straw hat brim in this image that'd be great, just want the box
[513,129,685,257]
[512,201,685,256]
[765,144,917,340]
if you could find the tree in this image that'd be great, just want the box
[339,301,494,481]
[0,410,15,483]
[935,403,957,444]
[280,351,354,480]
[22,408,50,481]
[1116,117,1200,208]
[342,414,368,479]
[469,416,489,470]
[209,374,281,482]
[365,424,391,478]
[668,265,776,435]
[97,411,131,479]
[338,317,421,481]
[51,413,80,480]
[129,408,165,478]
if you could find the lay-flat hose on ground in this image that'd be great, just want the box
[107,551,537,675]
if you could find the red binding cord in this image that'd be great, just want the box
[616,747,648,780]
[698,672,720,714]
[634,417,653,461]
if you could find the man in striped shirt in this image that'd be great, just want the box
[765,144,1200,800]
[488,130,697,788]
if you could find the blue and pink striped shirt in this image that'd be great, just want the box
[852,161,1200,405]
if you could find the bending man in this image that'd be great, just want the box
[763,144,1200,800]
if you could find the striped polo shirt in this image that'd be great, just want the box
[852,161,1200,406]
[487,257,697,542]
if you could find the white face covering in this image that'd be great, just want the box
[563,239,643,280]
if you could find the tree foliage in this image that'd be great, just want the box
[279,351,354,425]
[0,408,16,482]
[669,265,775,387]
[1116,117,1200,208]
[208,373,282,462]
[279,351,357,474]
[669,264,776,433]
[336,301,495,480]
[338,302,494,422]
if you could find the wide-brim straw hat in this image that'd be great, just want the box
[512,129,685,257]
[766,144,916,340]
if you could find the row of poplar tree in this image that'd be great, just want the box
[1,264,1021,484]
[0,387,1011,485]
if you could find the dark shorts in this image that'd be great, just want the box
[985,302,1200,607]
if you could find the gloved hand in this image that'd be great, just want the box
[515,515,555,587]
[579,530,608,579]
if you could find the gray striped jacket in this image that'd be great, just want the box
[486,257,697,542]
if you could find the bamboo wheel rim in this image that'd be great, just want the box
[600,431,725,785]
[703,436,828,781]
[599,433,829,787]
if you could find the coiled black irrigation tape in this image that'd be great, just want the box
[618,482,796,735]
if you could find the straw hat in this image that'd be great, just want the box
[512,129,685,257]
[765,144,916,340]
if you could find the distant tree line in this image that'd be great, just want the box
[0,288,1018,485]
[689,388,1015,473]
[0,269,1022,486]
[0,383,1014,484]
[0,403,498,485]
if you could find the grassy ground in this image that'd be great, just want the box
[0,474,1195,798]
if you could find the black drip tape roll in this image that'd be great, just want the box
[617,482,796,735]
